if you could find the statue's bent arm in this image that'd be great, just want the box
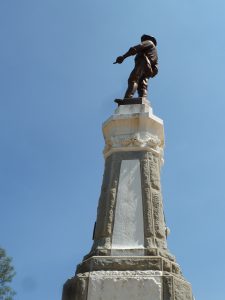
[114,43,149,64]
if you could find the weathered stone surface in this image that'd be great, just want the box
[111,159,144,251]
[62,271,193,300]
[76,256,182,276]
[149,154,161,190]
[87,270,163,300]
[140,157,155,241]
[111,248,145,256]
[91,150,169,256]
[145,247,159,256]
[90,150,172,258]
[103,103,164,159]
[163,275,173,300]
[93,154,120,244]
[62,273,89,300]
[77,256,163,274]
[174,277,193,300]
[152,189,166,240]
[163,260,172,273]
[91,237,111,251]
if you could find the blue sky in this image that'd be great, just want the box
[0,0,225,299]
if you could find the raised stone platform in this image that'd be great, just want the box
[76,256,181,275]
[63,270,193,300]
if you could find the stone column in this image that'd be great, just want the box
[62,99,194,300]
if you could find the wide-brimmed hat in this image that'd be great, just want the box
[141,34,157,46]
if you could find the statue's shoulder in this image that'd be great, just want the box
[141,40,155,48]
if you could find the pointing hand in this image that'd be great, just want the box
[113,56,124,64]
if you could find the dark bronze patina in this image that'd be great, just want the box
[114,34,158,99]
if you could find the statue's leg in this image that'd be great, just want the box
[124,64,142,99]
[124,70,138,98]
[137,76,149,98]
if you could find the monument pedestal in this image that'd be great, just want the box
[62,99,194,300]
[63,270,192,300]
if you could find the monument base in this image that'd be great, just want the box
[62,100,194,300]
[62,269,193,300]
[76,255,181,275]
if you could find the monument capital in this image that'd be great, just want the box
[103,99,164,160]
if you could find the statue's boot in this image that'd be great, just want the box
[124,81,138,98]
[138,89,148,98]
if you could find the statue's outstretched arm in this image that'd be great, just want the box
[113,44,141,64]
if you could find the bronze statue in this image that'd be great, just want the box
[114,34,158,99]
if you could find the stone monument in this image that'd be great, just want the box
[62,35,194,299]
[62,98,194,300]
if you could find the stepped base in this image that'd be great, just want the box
[62,269,193,300]
[76,255,181,275]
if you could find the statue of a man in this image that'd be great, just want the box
[114,34,158,99]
